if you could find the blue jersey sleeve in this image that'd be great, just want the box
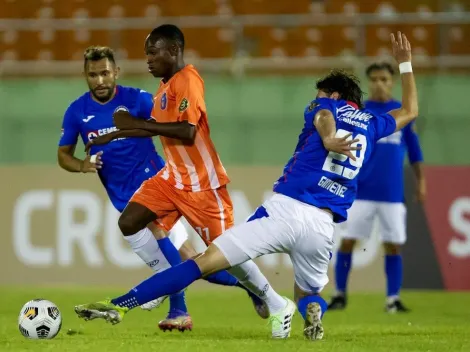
[305,98,337,126]
[373,112,397,141]
[58,105,79,146]
[404,122,424,163]
[137,90,154,120]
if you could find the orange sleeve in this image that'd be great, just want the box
[173,72,205,125]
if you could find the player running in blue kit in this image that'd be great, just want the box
[74,32,418,340]
[57,46,266,331]
[328,62,425,313]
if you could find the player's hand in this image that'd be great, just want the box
[390,31,412,64]
[113,111,145,130]
[415,179,426,203]
[80,151,103,173]
[84,132,120,152]
[323,133,362,161]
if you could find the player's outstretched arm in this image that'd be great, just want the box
[83,129,155,152]
[113,111,196,143]
[387,32,419,131]
[314,109,361,160]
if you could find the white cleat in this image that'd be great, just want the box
[269,297,296,339]
[140,296,168,311]
[303,302,324,341]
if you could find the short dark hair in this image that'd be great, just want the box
[147,24,185,52]
[316,69,364,109]
[83,46,116,69]
[365,62,395,77]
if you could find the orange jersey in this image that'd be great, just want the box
[151,65,229,192]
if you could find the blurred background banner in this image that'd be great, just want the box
[0,0,469,291]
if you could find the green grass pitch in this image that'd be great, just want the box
[1,287,470,352]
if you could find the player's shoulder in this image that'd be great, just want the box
[173,65,203,86]
[388,99,402,109]
[365,99,401,111]
[65,91,89,115]
[118,85,152,99]
[304,97,338,115]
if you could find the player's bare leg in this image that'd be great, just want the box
[383,242,409,313]
[329,238,356,310]
[295,284,325,341]
[119,202,192,331]
[74,245,230,326]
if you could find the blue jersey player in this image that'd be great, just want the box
[59,46,266,331]
[75,32,418,341]
[328,63,425,313]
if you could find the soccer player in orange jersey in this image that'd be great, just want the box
[86,24,292,335]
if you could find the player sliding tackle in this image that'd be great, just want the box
[57,45,269,332]
[76,31,418,341]
[74,25,295,338]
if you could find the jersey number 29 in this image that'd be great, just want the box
[322,129,367,180]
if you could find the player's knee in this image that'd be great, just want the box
[339,239,356,252]
[118,213,139,236]
[294,283,319,303]
[383,242,401,255]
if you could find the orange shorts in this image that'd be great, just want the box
[130,175,234,245]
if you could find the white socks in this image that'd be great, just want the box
[229,261,287,314]
[124,228,171,273]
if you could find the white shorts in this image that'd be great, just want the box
[339,200,407,245]
[213,193,335,293]
[168,220,189,249]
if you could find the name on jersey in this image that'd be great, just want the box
[318,176,348,198]
[336,105,372,130]
[87,126,121,141]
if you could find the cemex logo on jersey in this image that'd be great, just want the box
[87,127,119,142]
[337,105,373,130]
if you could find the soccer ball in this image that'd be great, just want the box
[18,299,62,339]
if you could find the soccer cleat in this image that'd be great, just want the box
[303,302,324,341]
[386,299,410,313]
[247,291,270,319]
[140,296,168,311]
[268,297,296,339]
[74,299,128,325]
[158,309,193,332]
[327,295,347,310]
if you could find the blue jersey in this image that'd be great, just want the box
[356,99,423,203]
[59,85,165,212]
[273,98,397,223]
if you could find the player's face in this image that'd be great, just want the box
[85,58,118,103]
[368,69,393,101]
[145,38,175,78]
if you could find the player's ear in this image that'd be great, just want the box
[330,92,340,100]
[115,66,121,79]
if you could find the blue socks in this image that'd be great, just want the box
[205,271,239,287]
[335,252,352,294]
[297,295,328,319]
[169,292,187,313]
[385,254,403,298]
[112,259,202,309]
[157,237,182,266]
[156,237,187,312]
